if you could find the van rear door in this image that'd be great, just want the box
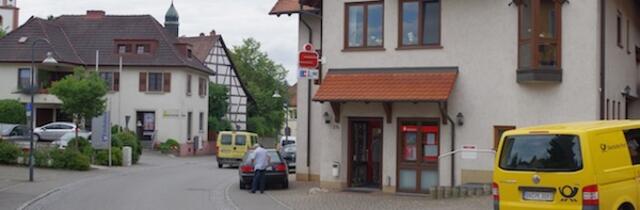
[495,134,586,210]
[218,133,234,158]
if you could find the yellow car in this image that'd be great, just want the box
[493,121,640,210]
[216,131,258,168]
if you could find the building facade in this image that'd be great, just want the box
[0,0,19,32]
[0,9,213,156]
[271,0,640,193]
[180,31,251,131]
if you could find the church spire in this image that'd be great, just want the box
[164,1,179,37]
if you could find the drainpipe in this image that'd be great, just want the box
[299,1,315,176]
[438,102,456,187]
[599,0,606,120]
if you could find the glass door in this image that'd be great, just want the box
[397,119,439,193]
[348,118,383,189]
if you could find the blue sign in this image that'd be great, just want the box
[26,103,32,111]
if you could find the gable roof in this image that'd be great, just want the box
[0,14,213,74]
[179,33,254,102]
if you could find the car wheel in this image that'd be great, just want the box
[218,163,223,168]
[239,180,245,190]
[282,180,289,189]
[33,134,40,142]
[619,204,635,210]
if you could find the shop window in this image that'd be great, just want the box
[397,119,439,194]
[517,0,561,69]
[399,0,440,47]
[345,1,384,49]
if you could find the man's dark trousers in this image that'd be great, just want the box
[251,169,266,193]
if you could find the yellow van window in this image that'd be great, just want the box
[221,134,232,145]
[499,135,582,172]
[236,135,247,146]
[251,136,258,145]
[624,129,640,165]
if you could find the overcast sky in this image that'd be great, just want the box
[18,0,300,84]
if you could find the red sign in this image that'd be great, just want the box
[299,44,319,69]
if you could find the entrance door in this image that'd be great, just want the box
[348,118,383,189]
[397,119,440,193]
[136,111,155,141]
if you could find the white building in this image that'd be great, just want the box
[180,31,251,131]
[271,0,640,193]
[0,9,213,156]
[0,0,18,32]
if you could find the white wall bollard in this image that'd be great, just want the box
[122,146,132,167]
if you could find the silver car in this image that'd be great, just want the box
[0,124,28,141]
[33,122,77,142]
[52,131,92,149]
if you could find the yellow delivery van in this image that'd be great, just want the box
[493,121,640,210]
[216,131,258,168]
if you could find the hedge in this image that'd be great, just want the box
[0,141,21,164]
[159,139,179,154]
[0,99,26,124]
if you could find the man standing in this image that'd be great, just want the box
[251,144,270,194]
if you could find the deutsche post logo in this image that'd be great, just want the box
[559,185,578,202]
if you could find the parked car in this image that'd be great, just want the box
[51,131,92,149]
[494,121,640,210]
[33,122,77,142]
[216,131,258,168]
[0,124,28,141]
[279,143,296,174]
[238,149,289,190]
[277,136,296,150]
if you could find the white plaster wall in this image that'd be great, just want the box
[605,0,640,119]
[296,0,603,187]
[102,66,209,145]
[0,8,14,31]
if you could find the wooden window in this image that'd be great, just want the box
[147,73,163,92]
[494,126,516,150]
[136,44,150,54]
[345,1,384,49]
[163,72,171,93]
[139,72,147,92]
[198,77,207,97]
[99,72,119,91]
[617,11,623,48]
[399,0,441,48]
[187,49,193,58]
[199,112,204,131]
[187,74,192,96]
[518,0,562,70]
[117,44,132,54]
[18,68,31,90]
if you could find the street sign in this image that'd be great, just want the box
[308,69,320,80]
[461,145,478,160]
[299,44,319,69]
[91,112,111,150]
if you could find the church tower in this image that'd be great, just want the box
[164,1,179,37]
[0,0,19,32]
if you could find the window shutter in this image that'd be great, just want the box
[203,78,207,96]
[114,72,120,91]
[163,72,171,93]
[139,72,147,92]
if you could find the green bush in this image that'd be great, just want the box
[114,131,141,164]
[159,139,179,154]
[63,150,90,171]
[0,141,21,164]
[68,137,93,158]
[0,99,26,124]
[95,147,122,166]
[111,125,123,135]
[34,148,52,167]
[49,149,67,169]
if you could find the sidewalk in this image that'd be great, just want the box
[268,181,492,210]
[0,150,194,210]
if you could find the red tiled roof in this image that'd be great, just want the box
[178,34,218,62]
[269,0,317,15]
[313,69,458,102]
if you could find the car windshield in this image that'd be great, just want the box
[499,135,583,172]
[283,144,296,152]
[282,140,295,146]
[242,150,282,164]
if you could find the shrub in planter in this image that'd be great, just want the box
[0,141,21,164]
[95,147,122,166]
[159,139,179,154]
[49,149,67,169]
[34,148,53,168]
[114,131,141,164]
[63,150,90,171]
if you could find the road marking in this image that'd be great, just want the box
[0,182,24,193]
[224,182,241,210]
[266,192,293,210]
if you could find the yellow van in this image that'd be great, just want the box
[216,131,258,168]
[493,121,640,210]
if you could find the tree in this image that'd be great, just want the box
[0,27,6,39]
[49,67,107,142]
[230,38,288,137]
[208,83,232,132]
[0,99,26,124]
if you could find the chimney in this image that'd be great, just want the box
[199,33,205,37]
[86,10,106,19]
[210,30,216,36]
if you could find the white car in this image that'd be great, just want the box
[33,122,77,142]
[52,131,92,149]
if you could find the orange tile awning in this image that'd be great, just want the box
[269,0,318,15]
[313,69,458,103]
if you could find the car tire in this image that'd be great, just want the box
[239,180,245,190]
[282,180,289,189]
[33,134,40,142]
[619,204,635,210]
[218,163,223,168]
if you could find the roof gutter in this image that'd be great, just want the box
[599,0,606,120]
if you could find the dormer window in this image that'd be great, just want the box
[136,44,151,54]
[187,49,193,58]
[118,44,132,54]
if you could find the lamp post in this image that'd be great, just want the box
[29,38,57,182]
[272,90,287,146]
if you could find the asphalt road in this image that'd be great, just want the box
[23,155,290,210]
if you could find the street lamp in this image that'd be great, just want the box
[272,90,290,145]
[29,38,57,182]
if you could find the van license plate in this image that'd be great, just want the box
[523,191,553,201]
